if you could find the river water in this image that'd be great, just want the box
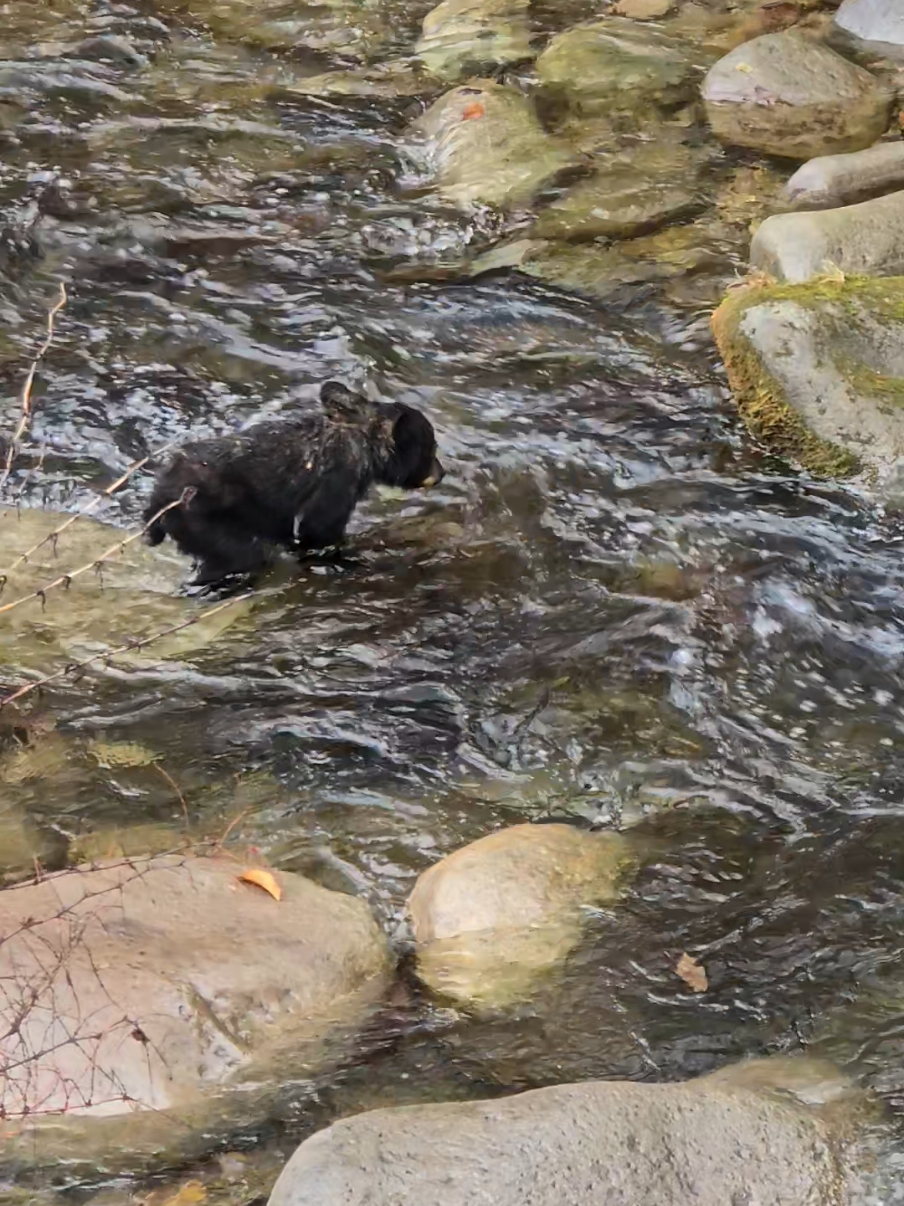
[3,0,904,1201]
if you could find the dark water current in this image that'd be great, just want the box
[4,1,904,1201]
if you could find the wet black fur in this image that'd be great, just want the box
[143,382,443,589]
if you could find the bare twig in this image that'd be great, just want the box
[152,763,189,829]
[0,282,67,497]
[0,442,180,576]
[0,490,192,616]
[0,588,254,710]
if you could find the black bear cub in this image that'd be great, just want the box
[143,382,443,589]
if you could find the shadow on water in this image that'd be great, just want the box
[3,0,904,1200]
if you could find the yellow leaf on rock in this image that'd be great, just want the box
[675,952,708,993]
[238,868,282,901]
[158,1181,207,1206]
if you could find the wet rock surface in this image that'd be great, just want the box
[407,822,635,1007]
[750,189,904,281]
[0,854,390,1174]
[783,142,904,210]
[408,80,576,209]
[267,1057,858,1206]
[712,275,904,483]
[703,31,891,159]
[833,0,904,60]
[415,0,532,81]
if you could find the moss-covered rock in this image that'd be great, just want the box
[712,275,904,484]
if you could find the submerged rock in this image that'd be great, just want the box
[0,509,250,681]
[536,18,700,120]
[0,854,390,1174]
[471,224,724,301]
[703,32,891,159]
[408,80,576,210]
[783,142,904,210]
[834,0,904,61]
[284,61,440,99]
[407,822,635,1008]
[531,140,704,241]
[750,190,904,282]
[267,1057,860,1206]
[415,0,532,81]
[711,275,904,485]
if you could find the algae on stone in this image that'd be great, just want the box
[712,275,904,483]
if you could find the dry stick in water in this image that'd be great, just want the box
[0,282,67,498]
[0,589,254,710]
[0,490,193,615]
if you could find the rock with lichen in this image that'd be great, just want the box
[712,275,904,490]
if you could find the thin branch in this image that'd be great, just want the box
[0,588,254,710]
[0,490,193,616]
[0,282,67,497]
[0,442,180,576]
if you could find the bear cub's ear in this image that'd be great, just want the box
[320,381,374,425]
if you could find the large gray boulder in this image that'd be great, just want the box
[408,823,635,1009]
[751,189,904,282]
[711,275,904,488]
[834,0,904,60]
[267,1057,860,1206]
[0,854,390,1174]
[703,32,891,160]
[783,142,904,210]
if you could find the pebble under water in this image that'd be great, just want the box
[3,0,904,1202]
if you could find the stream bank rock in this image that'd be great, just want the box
[833,0,904,60]
[702,32,891,159]
[415,0,532,81]
[0,854,391,1175]
[783,142,904,210]
[267,1057,860,1206]
[751,189,904,282]
[407,822,635,1009]
[0,508,250,680]
[536,18,699,121]
[712,275,904,487]
[408,80,575,210]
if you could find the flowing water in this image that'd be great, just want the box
[3,1,904,1201]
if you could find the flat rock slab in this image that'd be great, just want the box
[783,142,904,210]
[751,189,904,282]
[834,0,904,60]
[268,1058,855,1206]
[703,31,891,160]
[0,854,390,1174]
[712,275,904,487]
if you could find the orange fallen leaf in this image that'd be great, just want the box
[156,1181,207,1206]
[461,101,485,121]
[238,868,282,901]
[675,952,708,993]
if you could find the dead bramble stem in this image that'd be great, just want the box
[0,489,194,616]
[0,587,255,710]
[0,440,182,577]
[0,282,67,498]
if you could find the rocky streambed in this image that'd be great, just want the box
[4,0,904,1204]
